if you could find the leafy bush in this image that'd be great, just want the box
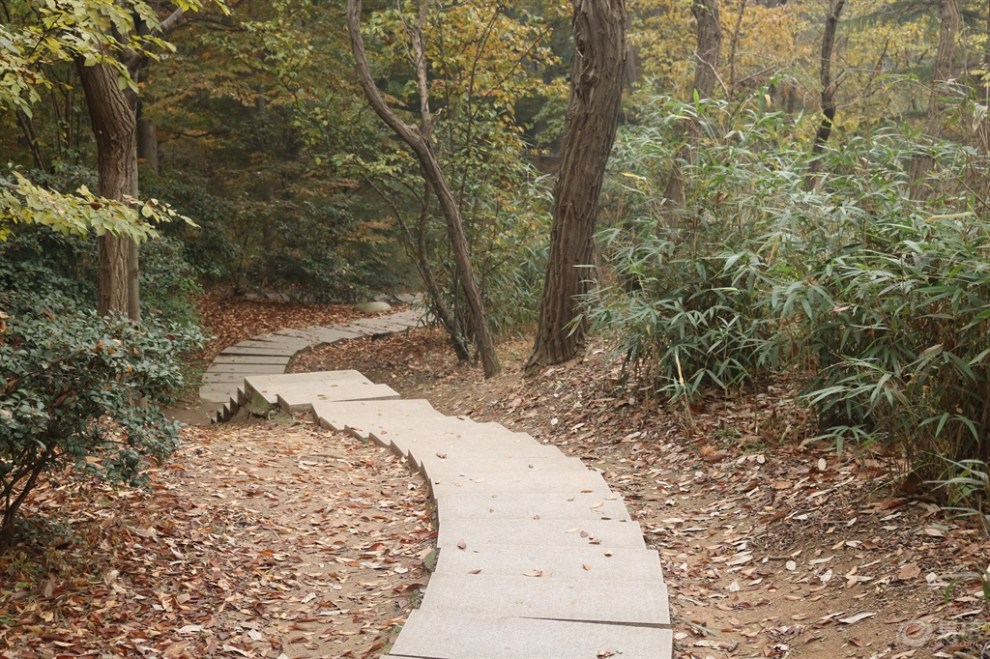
[586,98,794,400]
[0,290,202,542]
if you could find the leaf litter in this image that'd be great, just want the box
[0,419,435,658]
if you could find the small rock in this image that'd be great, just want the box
[354,301,391,313]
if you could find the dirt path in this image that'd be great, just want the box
[0,420,434,658]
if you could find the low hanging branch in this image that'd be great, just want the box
[346,0,500,377]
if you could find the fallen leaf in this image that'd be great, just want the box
[838,612,876,625]
[898,563,921,581]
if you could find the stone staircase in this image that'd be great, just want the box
[199,309,422,423]
[204,311,673,658]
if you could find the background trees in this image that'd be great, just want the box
[6,0,990,520]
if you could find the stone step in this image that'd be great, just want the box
[428,468,611,498]
[301,325,364,342]
[204,362,287,375]
[276,382,400,413]
[437,516,647,550]
[234,338,311,350]
[220,345,300,357]
[416,454,586,481]
[434,491,631,523]
[202,372,253,384]
[269,328,330,343]
[395,434,564,470]
[389,610,672,659]
[311,399,438,438]
[199,384,241,404]
[343,317,415,333]
[245,370,374,405]
[416,572,669,625]
[211,355,292,366]
[433,544,663,581]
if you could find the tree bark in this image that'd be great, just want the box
[727,0,747,97]
[666,0,722,209]
[909,0,961,198]
[78,61,140,319]
[526,0,626,371]
[691,0,722,99]
[347,0,500,377]
[807,0,845,188]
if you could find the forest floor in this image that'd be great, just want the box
[2,293,988,659]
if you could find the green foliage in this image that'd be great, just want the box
[591,94,990,502]
[0,288,203,541]
[586,97,792,400]
[140,236,203,324]
[0,170,187,243]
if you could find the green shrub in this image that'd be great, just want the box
[591,94,990,504]
[140,235,203,325]
[0,290,203,542]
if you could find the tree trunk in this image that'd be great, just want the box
[526,0,626,371]
[909,0,961,198]
[666,0,722,209]
[807,0,845,188]
[727,0,747,97]
[78,61,140,319]
[347,0,500,377]
[691,0,722,98]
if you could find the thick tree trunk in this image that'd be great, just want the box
[78,61,140,319]
[526,0,626,371]
[347,0,500,377]
[909,0,961,198]
[807,0,845,188]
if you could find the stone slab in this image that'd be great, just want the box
[270,328,326,343]
[245,370,373,405]
[276,382,400,413]
[393,433,564,469]
[341,318,413,334]
[310,399,438,438]
[416,454,584,481]
[433,491,631,522]
[429,469,611,498]
[389,610,672,659]
[433,544,662,581]
[416,572,669,625]
[211,355,292,366]
[436,517,647,550]
[235,338,310,350]
[220,345,300,357]
[205,363,287,375]
[303,326,364,342]
[200,384,240,403]
[201,372,251,384]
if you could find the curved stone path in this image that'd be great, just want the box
[202,310,672,658]
[199,309,422,422]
